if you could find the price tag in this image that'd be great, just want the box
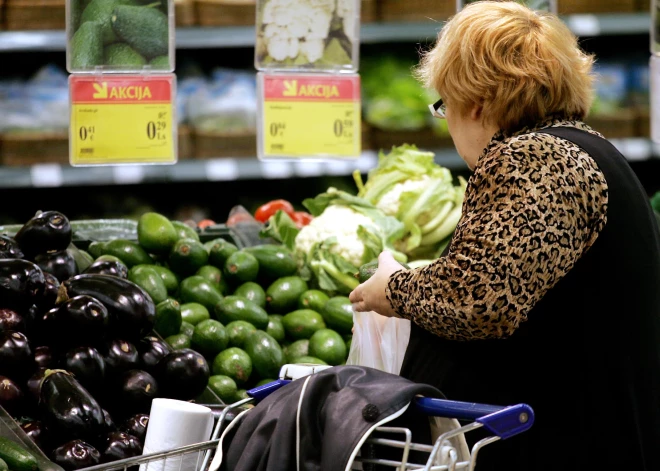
[257,73,361,160]
[69,75,177,166]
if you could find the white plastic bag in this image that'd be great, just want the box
[346,309,411,375]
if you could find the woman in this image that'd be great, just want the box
[349,2,660,470]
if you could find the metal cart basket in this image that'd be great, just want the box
[77,364,534,471]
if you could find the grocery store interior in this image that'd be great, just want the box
[1,1,660,470]
[0,0,658,224]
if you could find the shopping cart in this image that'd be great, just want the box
[73,364,534,471]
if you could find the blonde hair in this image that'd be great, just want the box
[416,0,595,133]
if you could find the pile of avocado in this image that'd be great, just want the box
[84,213,354,404]
[70,0,170,71]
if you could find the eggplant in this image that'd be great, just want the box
[100,431,142,463]
[154,349,210,401]
[0,331,33,380]
[39,272,61,310]
[103,339,139,377]
[102,409,116,433]
[39,370,105,441]
[115,370,158,415]
[42,295,109,348]
[21,420,47,451]
[83,260,128,279]
[59,275,155,339]
[64,346,105,393]
[137,336,171,373]
[35,250,78,283]
[34,346,56,369]
[27,368,47,402]
[14,211,72,259]
[0,375,24,415]
[51,440,101,471]
[122,414,148,444]
[0,308,25,334]
[0,259,46,312]
[0,235,24,259]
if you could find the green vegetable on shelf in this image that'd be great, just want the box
[71,21,104,69]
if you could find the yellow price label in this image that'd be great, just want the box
[259,74,361,159]
[69,75,176,166]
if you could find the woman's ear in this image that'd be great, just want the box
[469,104,483,121]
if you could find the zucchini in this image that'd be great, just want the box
[0,437,39,471]
[0,457,8,471]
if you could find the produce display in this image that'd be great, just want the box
[263,145,466,293]
[68,0,171,72]
[0,211,211,470]
[255,0,356,70]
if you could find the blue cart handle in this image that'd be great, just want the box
[247,379,292,401]
[246,382,534,440]
[414,398,534,440]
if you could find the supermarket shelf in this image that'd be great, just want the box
[0,138,657,189]
[0,13,651,52]
[0,150,468,188]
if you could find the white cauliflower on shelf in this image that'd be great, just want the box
[261,0,335,62]
[335,0,356,42]
[295,205,374,267]
[375,176,433,217]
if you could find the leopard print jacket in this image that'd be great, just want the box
[386,117,609,341]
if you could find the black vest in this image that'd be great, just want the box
[400,127,660,471]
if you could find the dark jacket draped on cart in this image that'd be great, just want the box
[387,120,660,471]
[213,366,447,471]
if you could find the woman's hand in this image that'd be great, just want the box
[349,251,405,318]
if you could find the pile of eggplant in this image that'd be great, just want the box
[0,211,211,470]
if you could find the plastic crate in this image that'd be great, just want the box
[5,0,65,30]
[195,0,255,26]
[0,220,247,250]
[378,0,454,23]
[0,132,68,166]
[557,0,635,14]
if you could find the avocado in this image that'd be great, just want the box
[223,251,259,285]
[214,296,269,330]
[137,212,177,253]
[71,21,103,70]
[111,5,169,59]
[80,0,135,45]
[172,220,199,241]
[282,309,326,340]
[169,238,208,277]
[196,265,229,295]
[105,43,147,67]
[244,331,284,380]
[100,239,153,267]
[322,296,354,334]
[128,264,168,304]
[149,55,170,69]
[266,276,309,314]
[150,265,179,295]
[233,282,266,309]
[178,275,224,312]
[208,239,238,269]
[244,244,298,282]
[154,298,182,338]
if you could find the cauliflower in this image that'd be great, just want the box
[260,0,334,63]
[295,205,375,267]
[335,0,356,42]
[375,176,432,217]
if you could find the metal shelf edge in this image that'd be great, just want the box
[0,13,650,52]
[0,151,468,188]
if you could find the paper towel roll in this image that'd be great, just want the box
[139,399,214,471]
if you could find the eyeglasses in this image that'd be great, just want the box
[429,98,446,119]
